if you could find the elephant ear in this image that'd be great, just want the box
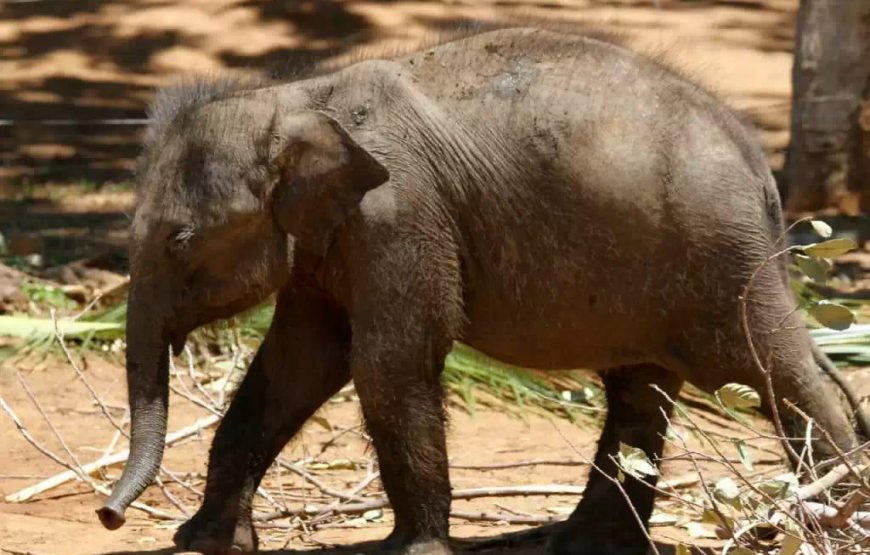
[268,111,389,256]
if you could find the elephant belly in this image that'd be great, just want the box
[460,285,669,371]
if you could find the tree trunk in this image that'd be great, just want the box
[785,0,870,213]
[859,95,870,212]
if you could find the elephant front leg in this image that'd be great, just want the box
[352,330,454,555]
[173,285,351,554]
[347,226,463,553]
[550,364,682,555]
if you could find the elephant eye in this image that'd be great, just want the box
[167,226,195,255]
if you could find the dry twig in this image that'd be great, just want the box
[5,414,218,502]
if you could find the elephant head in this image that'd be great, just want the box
[97,86,389,530]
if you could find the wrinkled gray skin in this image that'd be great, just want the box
[99,28,863,555]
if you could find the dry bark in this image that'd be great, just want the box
[786,0,870,213]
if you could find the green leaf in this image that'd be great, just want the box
[802,238,857,258]
[309,415,333,432]
[779,533,803,555]
[617,443,657,479]
[757,473,798,500]
[21,282,76,310]
[748,501,771,517]
[735,440,754,471]
[701,508,733,529]
[675,545,692,555]
[716,383,761,410]
[808,301,856,331]
[362,508,384,522]
[810,220,833,238]
[794,254,831,283]
[782,513,802,534]
[0,316,123,338]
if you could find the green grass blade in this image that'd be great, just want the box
[0,316,123,339]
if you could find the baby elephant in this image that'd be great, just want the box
[98,28,863,554]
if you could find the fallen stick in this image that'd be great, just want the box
[796,462,867,501]
[5,414,219,503]
[1,395,73,475]
[826,490,868,528]
[450,459,588,471]
[660,454,781,466]
[801,501,870,529]
[52,316,199,514]
[449,508,688,526]
[308,469,382,524]
[170,382,223,416]
[15,370,88,473]
[100,411,127,460]
[0,394,176,522]
[277,509,562,531]
[453,484,585,499]
[784,399,870,493]
[254,484,586,522]
[450,510,560,524]
[275,457,354,501]
[494,503,538,518]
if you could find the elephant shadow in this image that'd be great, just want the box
[97,527,696,555]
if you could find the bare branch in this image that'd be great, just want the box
[5,414,218,503]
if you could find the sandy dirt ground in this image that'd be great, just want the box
[1,1,868,554]
[2,351,810,555]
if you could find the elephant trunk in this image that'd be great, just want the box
[97,289,170,530]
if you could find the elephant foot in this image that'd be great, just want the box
[384,540,452,555]
[379,532,452,555]
[173,511,257,554]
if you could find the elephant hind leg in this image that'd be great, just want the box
[351,318,455,553]
[549,364,683,555]
[669,309,858,468]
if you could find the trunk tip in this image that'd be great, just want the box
[97,505,126,530]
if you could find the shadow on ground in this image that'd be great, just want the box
[2,0,797,185]
[0,198,129,267]
[96,527,694,554]
[1,0,374,183]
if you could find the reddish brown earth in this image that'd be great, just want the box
[1,1,868,555]
[2,0,799,186]
[2,352,798,555]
